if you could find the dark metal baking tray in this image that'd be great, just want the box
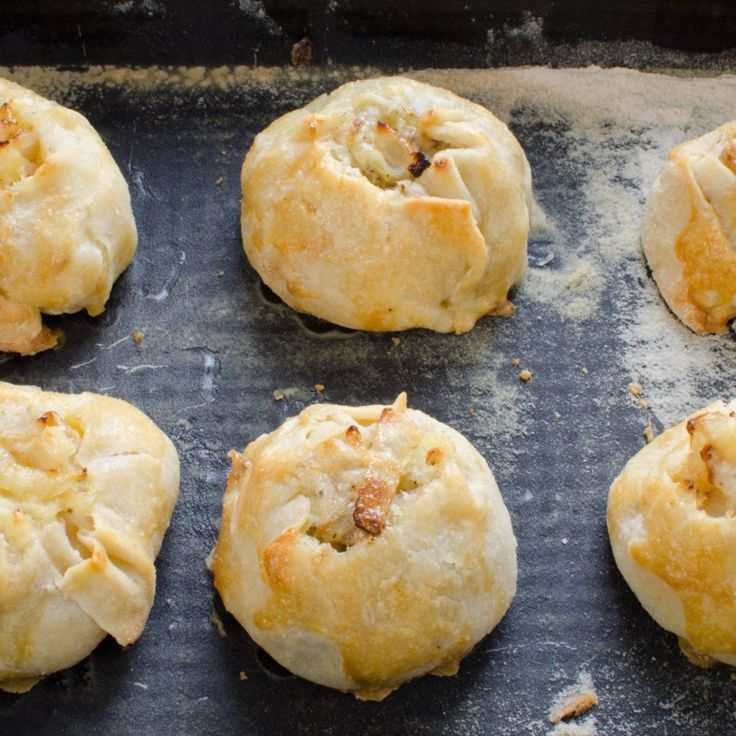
[1,3,735,734]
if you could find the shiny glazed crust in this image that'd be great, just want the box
[0,77,137,355]
[642,121,736,334]
[0,382,180,692]
[209,394,517,700]
[241,76,536,333]
[607,400,736,665]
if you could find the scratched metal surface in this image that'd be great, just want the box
[0,69,734,736]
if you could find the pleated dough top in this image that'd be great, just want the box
[242,76,537,333]
[0,382,179,692]
[643,120,736,334]
[0,77,137,355]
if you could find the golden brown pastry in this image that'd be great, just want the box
[209,393,517,700]
[0,77,137,355]
[642,121,736,334]
[241,76,537,333]
[0,382,179,692]
[608,400,736,666]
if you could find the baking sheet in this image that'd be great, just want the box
[0,64,735,735]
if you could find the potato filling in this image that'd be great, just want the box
[0,101,41,188]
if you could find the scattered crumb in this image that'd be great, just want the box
[218,270,225,277]
[627,382,643,397]
[548,671,598,733]
[554,411,562,421]
[730,672,736,682]
[314,383,325,393]
[561,537,569,545]
[131,330,144,346]
[519,368,533,382]
[239,671,248,681]
[290,37,313,65]
[679,638,718,668]
[272,389,285,401]
[210,608,227,638]
[638,398,650,410]
[468,407,476,416]
[512,357,522,367]
[581,367,588,375]
[133,681,149,690]
[215,176,224,186]
[643,425,655,443]
[551,692,598,723]
[391,337,401,346]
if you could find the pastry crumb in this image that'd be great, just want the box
[581,366,588,375]
[638,398,650,410]
[554,411,562,421]
[627,382,642,397]
[550,692,597,723]
[391,337,401,346]
[272,390,285,401]
[561,537,569,545]
[218,270,224,277]
[290,37,313,65]
[512,357,522,367]
[314,383,325,393]
[132,330,144,346]
[519,368,533,382]
[215,176,224,186]
[643,425,655,443]
[239,671,248,681]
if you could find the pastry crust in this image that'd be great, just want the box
[642,121,736,334]
[607,400,736,665]
[0,382,179,692]
[0,77,137,355]
[241,76,537,333]
[209,393,517,699]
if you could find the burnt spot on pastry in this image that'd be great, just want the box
[37,411,63,428]
[408,151,431,178]
[426,447,443,465]
[344,425,362,446]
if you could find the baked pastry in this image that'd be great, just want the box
[0,382,179,692]
[608,400,736,666]
[209,393,517,700]
[241,76,536,333]
[642,121,736,334]
[0,77,137,355]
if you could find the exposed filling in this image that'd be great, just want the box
[342,107,448,190]
[0,409,93,563]
[0,101,41,189]
[677,410,736,518]
[299,405,450,551]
